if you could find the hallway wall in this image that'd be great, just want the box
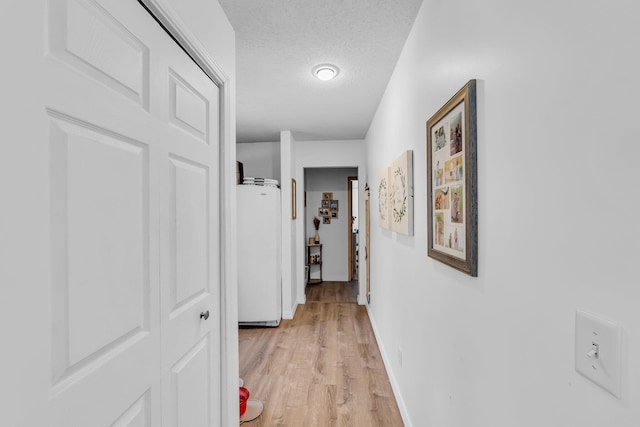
[237,141,281,182]
[365,0,640,426]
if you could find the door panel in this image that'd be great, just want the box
[158,21,221,427]
[110,390,151,427]
[46,2,161,425]
[49,112,150,386]
[169,156,209,312]
[171,338,211,427]
[169,71,210,142]
[48,0,150,108]
[45,0,222,425]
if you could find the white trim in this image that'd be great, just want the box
[357,293,368,305]
[366,304,413,427]
[138,1,237,425]
[281,302,298,320]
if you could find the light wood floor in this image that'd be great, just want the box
[239,281,404,426]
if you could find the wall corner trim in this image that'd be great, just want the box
[282,301,299,320]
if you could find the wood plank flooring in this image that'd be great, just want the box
[239,281,403,426]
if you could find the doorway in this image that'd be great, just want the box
[347,176,359,281]
[364,184,371,304]
[303,167,357,290]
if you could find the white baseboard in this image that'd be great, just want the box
[283,288,306,320]
[366,305,413,427]
[282,301,298,320]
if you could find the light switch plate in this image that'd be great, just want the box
[575,310,622,398]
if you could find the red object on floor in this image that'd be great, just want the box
[239,386,250,416]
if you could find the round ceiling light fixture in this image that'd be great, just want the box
[313,64,339,81]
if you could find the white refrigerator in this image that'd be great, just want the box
[236,184,282,326]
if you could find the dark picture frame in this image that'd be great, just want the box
[426,80,477,276]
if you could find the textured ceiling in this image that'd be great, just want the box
[217,0,424,143]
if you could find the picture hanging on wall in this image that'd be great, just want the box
[377,167,390,229]
[426,79,477,276]
[390,150,414,235]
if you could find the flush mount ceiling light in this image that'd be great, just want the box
[313,64,339,81]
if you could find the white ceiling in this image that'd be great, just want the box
[217,0,424,143]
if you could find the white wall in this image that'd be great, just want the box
[236,141,281,182]
[295,140,367,307]
[366,1,640,426]
[305,168,357,282]
[280,131,297,319]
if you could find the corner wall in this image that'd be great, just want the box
[280,131,297,318]
[365,0,640,426]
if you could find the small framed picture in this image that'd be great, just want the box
[318,208,330,217]
[329,200,338,211]
[322,192,333,200]
[321,199,330,208]
[331,211,338,219]
[323,217,331,224]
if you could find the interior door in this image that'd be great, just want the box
[44,0,221,425]
[157,23,221,427]
[365,185,371,304]
[46,1,162,424]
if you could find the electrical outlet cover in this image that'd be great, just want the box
[575,310,622,398]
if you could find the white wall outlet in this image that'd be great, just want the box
[575,310,622,398]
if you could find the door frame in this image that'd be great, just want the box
[347,176,358,281]
[364,184,371,304]
[138,1,237,425]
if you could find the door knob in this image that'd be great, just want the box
[200,310,210,320]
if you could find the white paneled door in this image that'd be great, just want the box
[45,0,221,425]
[159,22,221,427]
